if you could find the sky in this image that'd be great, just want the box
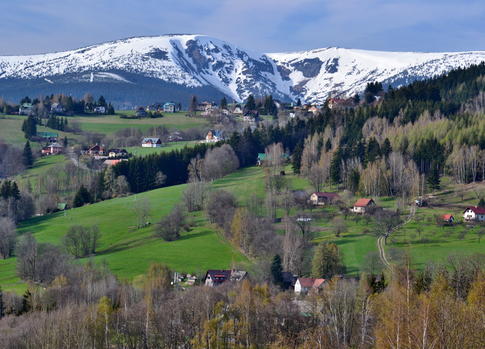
[1,0,485,55]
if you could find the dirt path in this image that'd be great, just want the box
[377,204,416,270]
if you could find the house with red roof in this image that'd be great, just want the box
[310,192,340,206]
[442,214,455,224]
[463,207,485,222]
[294,277,326,294]
[352,198,376,214]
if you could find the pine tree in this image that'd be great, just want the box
[270,254,284,288]
[73,185,92,207]
[427,161,441,190]
[244,94,256,111]
[63,136,68,148]
[22,141,34,167]
[381,138,392,158]
[330,149,342,184]
[478,198,485,207]
[296,98,302,107]
[10,182,20,200]
[291,141,304,174]
[220,97,228,110]
[189,95,198,113]
[311,242,345,278]
[97,95,107,107]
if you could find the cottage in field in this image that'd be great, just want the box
[50,103,65,114]
[94,106,106,114]
[232,105,243,114]
[142,137,162,148]
[294,277,326,294]
[205,130,223,143]
[163,102,179,113]
[310,192,340,206]
[463,206,485,222]
[352,198,376,214]
[88,144,105,156]
[41,142,63,155]
[19,103,34,116]
[204,269,247,287]
[442,214,455,225]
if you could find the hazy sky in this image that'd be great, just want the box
[1,0,485,55]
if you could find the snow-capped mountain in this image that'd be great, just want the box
[1,34,485,106]
[267,48,485,103]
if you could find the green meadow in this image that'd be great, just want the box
[1,165,484,293]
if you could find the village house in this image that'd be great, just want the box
[94,106,106,114]
[310,192,341,206]
[197,101,216,112]
[232,105,243,114]
[307,106,320,115]
[87,144,105,156]
[204,269,247,287]
[442,214,455,225]
[50,103,65,114]
[41,142,63,155]
[294,277,326,294]
[463,206,485,222]
[352,198,376,214]
[19,103,34,116]
[327,97,356,110]
[205,130,224,143]
[163,102,179,113]
[108,149,128,158]
[142,137,162,148]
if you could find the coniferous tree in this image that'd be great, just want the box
[62,136,68,148]
[330,149,342,184]
[296,98,302,107]
[427,161,441,190]
[244,94,256,111]
[478,198,485,208]
[22,141,34,167]
[220,97,228,110]
[271,254,284,288]
[189,95,198,113]
[381,138,392,158]
[73,185,92,208]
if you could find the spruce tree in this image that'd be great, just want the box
[189,95,198,113]
[296,98,302,107]
[427,161,441,190]
[22,141,34,167]
[73,185,92,207]
[381,138,392,158]
[244,94,256,111]
[330,149,342,184]
[270,254,284,288]
[220,96,228,110]
[63,136,68,148]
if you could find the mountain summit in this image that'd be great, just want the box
[1,34,484,106]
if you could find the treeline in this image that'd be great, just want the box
[0,252,483,348]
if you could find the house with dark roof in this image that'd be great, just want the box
[204,269,247,287]
[463,207,485,222]
[294,277,326,294]
[310,192,340,206]
[352,198,376,214]
[142,137,162,148]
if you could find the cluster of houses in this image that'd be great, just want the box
[202,269,331,294]
[442,206,485,224]
[82,144,129,166]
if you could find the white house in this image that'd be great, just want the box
[310,192,340,206]
[163,102,179,113]
[294,278,326,294]
[94,106,106,114]
[142,137,162,148]
[463,207,485,222]
[205,130,223,143]
[352,198,376,214]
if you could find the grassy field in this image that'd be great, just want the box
[126,141,198,156]
[2,164,485,293]
[74,113,209,134]
[0,177,248,293]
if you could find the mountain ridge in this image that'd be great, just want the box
[1,34,484,106]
